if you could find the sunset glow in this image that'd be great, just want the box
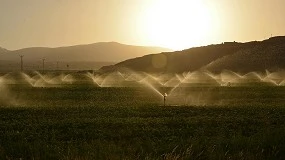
[0,0,285,51]
[141,0,213,50]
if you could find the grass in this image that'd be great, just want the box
[0,85,285,159]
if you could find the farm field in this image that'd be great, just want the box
[2,0,285,159]
[0,71,285,159]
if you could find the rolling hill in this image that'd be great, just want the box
[100,36,285,73]
[0,42,171,71]
[204,36,285,72]
[0,42,171,62]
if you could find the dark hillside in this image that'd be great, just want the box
[205,36,285,72]
[101,41,258,73]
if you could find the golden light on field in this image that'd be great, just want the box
[141,0,213,50]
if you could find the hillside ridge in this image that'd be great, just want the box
[0,42,171,63]
[100,36,285,73]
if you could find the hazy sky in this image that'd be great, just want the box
[1,0,285,50]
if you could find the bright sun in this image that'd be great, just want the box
[141,0,212,50]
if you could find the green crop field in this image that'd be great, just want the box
[0,71,285,159]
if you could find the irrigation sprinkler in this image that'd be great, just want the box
[56,61,59,70]
[42,58,45,72]
[163,93,167,106]
[19,55,24,71]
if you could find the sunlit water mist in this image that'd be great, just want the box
[0,70,284,106]
[0,77,19,106]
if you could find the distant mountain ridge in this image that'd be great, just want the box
[0,42,171,62]
[100,36,285,73]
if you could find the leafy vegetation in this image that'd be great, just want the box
[0,85,285,159]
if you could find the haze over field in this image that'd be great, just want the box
[1,1,285,159]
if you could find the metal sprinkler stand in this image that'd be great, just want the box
[163,93,167,106]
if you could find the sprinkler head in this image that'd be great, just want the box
[163,93,167,106]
